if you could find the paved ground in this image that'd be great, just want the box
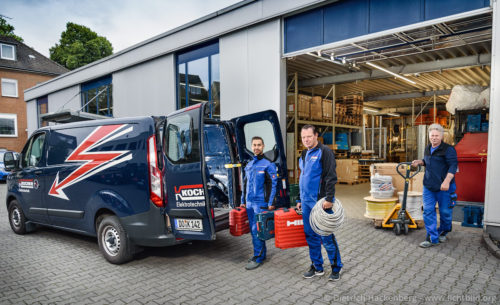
[1,182,499,305]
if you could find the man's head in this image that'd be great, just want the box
[251,136,264,156]
[301,125,319,150]
[428,123,444,147]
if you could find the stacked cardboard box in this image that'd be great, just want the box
[310,96,323,121]
[370,163,424,193]
[287,94,312,119]
[322,99,333,122]
[336,159,359,182]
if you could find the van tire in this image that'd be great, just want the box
[8,200,27,234]
[97,215,134,264]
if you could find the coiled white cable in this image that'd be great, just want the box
[309,197,345,236]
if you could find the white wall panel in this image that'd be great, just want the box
[484,0,500,236]
[113,55,176,117]
[220,19,283,119]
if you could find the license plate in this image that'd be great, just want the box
[174,218,203,231]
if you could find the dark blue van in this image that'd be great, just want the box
[3,103,289,264]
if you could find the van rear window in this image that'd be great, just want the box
[163,114,199,164]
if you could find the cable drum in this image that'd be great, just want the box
[309,197,345,236]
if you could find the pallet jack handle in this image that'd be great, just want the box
[396,162,421,180]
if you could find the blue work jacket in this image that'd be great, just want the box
[422,142,458,192]
[298,143,337,203]
[241,155,277,207]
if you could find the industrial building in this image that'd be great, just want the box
[22,0,499,239]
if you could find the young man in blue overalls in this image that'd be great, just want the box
[241,136,277,270]
[297,125,343,281]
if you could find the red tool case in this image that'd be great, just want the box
[229,207,250,236]
[274,208,308,249]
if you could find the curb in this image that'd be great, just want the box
[482,232,500,259]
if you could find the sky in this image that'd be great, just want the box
[1,0,243,58]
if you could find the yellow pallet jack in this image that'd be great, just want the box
[382,162,422,235]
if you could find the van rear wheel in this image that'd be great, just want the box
[97,215,134,264]
[8,200,27,234]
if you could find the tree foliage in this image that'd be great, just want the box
[50,22,113,70]
[0,16,24,42]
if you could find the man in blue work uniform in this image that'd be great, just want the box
[297,125,342,281]
[412,123,458,248]
[241,136,277,270]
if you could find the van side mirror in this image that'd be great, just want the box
[3,152,18,171]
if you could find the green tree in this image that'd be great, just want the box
[0,16,23,42]
[50,22,113,70]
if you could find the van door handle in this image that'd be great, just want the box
[34,170,43,175]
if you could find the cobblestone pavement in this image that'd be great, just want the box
[1,182,499,304]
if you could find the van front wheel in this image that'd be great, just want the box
[8,200,27,234]
[97,215,134,264]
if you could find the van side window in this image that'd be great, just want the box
[163,114,199,163]
[21,133,46,168]
[243,120,277,162]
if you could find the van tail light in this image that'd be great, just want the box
[148,135,163,207]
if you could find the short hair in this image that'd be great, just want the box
[428,123,444,136]
[251,136,264,145]
[301,124,318,135]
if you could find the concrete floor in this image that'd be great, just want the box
[335,182,482,234]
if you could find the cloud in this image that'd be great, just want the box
[2,0,241,57]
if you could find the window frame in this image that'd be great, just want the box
[80,75,113,117]
[0,43,16,60]
[1,78,19,98]
[0,113,18,137]
[176,41,219,118]
[37,96,49,128]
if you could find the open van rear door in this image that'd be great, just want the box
[162,104,216,240]
[230,110,290,208]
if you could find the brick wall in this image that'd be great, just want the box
[0,69,54,152]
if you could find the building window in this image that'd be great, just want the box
[81,75,113,117]
[37,96,48,128]
[177,41,220,119]
[0,43,16,60]
[1,78,18,97]
[0,113,17,137]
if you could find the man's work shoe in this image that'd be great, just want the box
[438,235,447,243]
[245,258,262,270]
[328,270,341,281]
[303,265,324,278]
[419,240,439,248]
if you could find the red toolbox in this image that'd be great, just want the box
[229,207,250,236]
[274,208,308,249]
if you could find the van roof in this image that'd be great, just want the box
[38,116,156,132]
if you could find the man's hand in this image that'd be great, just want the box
[296,202,302,210]
[322,200,333,210]
[440,181,450,191]
[411,160,423,167]
[268,205,275,210]
[240,204,246,209]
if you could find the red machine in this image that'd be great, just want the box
[229,207,250,236]
[274,208,308,249]
[454,132,488,202]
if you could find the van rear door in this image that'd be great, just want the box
[162,104,216,240]
[229,110,290,208]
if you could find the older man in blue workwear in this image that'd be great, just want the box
[297,125,342,281]
[240,136,277,270]
[412,123,458,248]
